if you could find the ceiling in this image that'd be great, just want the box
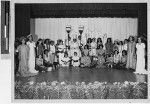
[16,3,147,18]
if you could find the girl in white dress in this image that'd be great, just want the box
[113,50,120,67]
[135,37,147,74]
[90,38,97,56]
[27,34,38,74]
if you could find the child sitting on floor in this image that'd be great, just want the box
[83,45,89,56]
[36,55,48,72]
[119,50,127,69]
[96,45,105,56]
[90,56,98,68]
[113,50,120,69]
[80,52,91,68]
[72,52,80,67]
[105,53,114,68]
[60,52,70,67]
[113,40,119,52]
[97,45,105,68]
[43,49,53,68]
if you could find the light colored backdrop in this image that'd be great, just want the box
[31,17,138,43]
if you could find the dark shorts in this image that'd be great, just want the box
[35,65,47,72]
[43,61,53,67]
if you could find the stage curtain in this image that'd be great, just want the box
[33,17,138,44]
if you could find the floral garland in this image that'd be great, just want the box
[15,81,147,99]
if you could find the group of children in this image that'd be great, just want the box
[15,33,147,77]
[32,36,130,72]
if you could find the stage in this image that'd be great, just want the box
[15,67,147,84]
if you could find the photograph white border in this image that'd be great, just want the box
[10,0,150,103]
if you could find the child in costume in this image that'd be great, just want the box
[72,52,80,67]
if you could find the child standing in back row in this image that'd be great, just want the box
[36,38,44,57]
[49,40,56,65]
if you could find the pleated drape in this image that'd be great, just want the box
[34,17,138,43]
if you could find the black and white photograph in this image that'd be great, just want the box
[0,0,150,103]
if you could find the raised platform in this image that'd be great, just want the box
[15,67,147,84]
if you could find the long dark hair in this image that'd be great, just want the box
[44,39,50,44]
[84,45,88,49]
[137,37,143,43]
[119,41,123,45]
[128,36,134,42]
[87,38,92,44]
[20,37,27,44]
[106,38,112,43]
[124,39,128,44]
[97,38,102,43]
[36,38,44,46]
[27,35,33,42]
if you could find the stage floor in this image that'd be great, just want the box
[15,67,147,84]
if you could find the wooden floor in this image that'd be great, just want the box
[15,67,147,84]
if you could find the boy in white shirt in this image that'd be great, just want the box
[72,52,80,67]
[60,52,70,67]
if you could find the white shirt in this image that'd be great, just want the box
[70,42,79,49]
[114,54,120,63]
[58,44,65,52]
[123,44,127,51]
[72,56,80,66]
[50,45,55,53]
[61,57,70,66]
[91,42,97,49]
[44,54,50,62]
